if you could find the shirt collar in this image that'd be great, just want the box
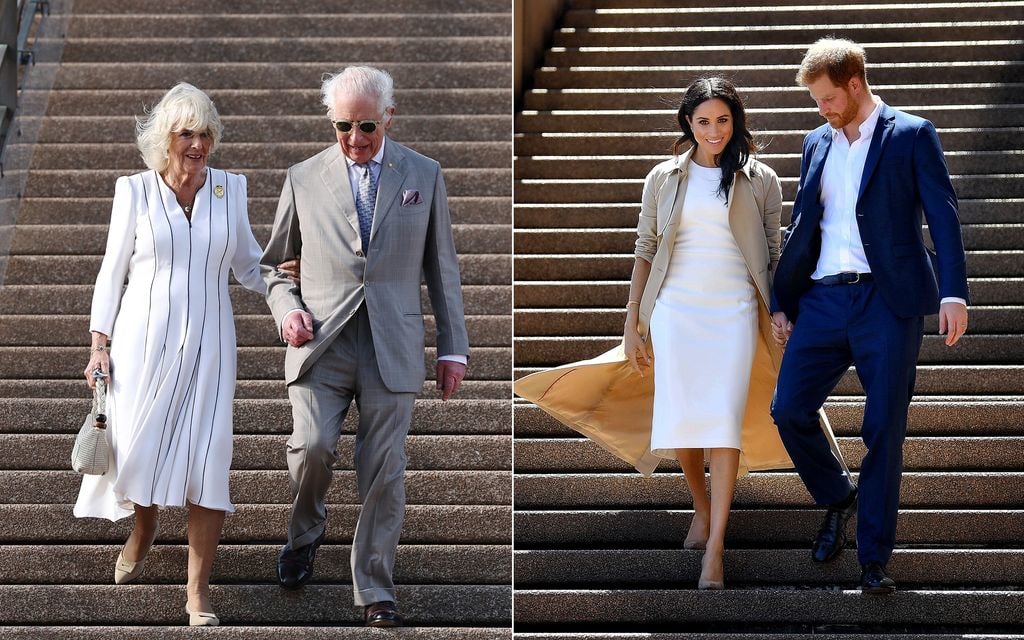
[832,96,883,142]
[343,136,387,169]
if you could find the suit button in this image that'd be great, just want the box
[355,250,364,257]
[364,282,369,287]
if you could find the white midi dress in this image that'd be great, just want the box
[75,168,266,521]
[649,162,758,456]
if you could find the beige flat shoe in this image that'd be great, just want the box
[113,551,147,585]
[186,606,220,627]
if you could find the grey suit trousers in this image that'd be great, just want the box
[286,304,416,607]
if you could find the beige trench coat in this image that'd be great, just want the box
[515,148,845,476]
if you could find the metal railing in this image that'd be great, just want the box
[0,0,48,176]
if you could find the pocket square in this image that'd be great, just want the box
[402,189,422,206]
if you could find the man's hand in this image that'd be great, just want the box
[436,360,466,401]
[277,257,300,283]
[771,311,793,347]
[938,301,968,347]
[282,310,314,347]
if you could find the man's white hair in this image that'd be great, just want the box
[321,66,396,121]
[135,82,223,172]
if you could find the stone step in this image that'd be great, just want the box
[46,62,511,90]
[72,0,508,11]
[13,196,509,226]
[544,41,1023,67]
[0,503,510,544]
[552,21,1024,47]
[1,628,509,640]
[33,88,511,116]
[515,548,1024,587]
[24,141,511,169]
[0,397,501,435]
[0,379,511,400]
[518,636,1018,640]
[7,222,511,256]
[0,345,511,380]
[21,168,511,199]
[560,4,1024,28]
[0,283,510,316]
[515,364,1023,397]
[517,105,1024,132]
[0,584,510,625]
[515,175,1024,203]
[513,252,1021,281]
[0,469,511,505]
[512,472,1024,509]
[513,436,1024,472]
[0,434,510,471]
[532,63,1024,89]
[66,15,511,39]
[3,254,512,286]
[28,114,509,144]
[0,313,510,347]
[513,588,1024,628]
[513,198,1022,227]
[516,151,1024,179]
[514,128,1024,156]
[513,306,1021,335]
[0,543,509,585]
[52,37,511,63]
[523,84,1024,111]
[513,224,1024,254]
[513,508,1024,547]
[512,335,1024,366]
[512,279,1024,308]
[514,401,1024,436]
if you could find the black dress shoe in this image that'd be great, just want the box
[860,562,896,594]
[276,530,325,590]
[365,601,403,628]
[812,488,857,563]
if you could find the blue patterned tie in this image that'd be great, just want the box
[356,162,377,250]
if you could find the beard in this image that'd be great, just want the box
[825,92,860,129]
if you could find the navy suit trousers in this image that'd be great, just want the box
[771,280,923,565]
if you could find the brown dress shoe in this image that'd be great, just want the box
[365,601,403,627]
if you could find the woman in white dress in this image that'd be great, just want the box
[77,83,295,625]
[623,78,784,589]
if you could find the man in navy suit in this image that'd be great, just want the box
[770,38,969,594]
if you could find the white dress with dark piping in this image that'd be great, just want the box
[74,168,266,521]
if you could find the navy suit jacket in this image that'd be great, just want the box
[771,103,969,320]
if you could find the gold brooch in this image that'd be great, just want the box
[214,185,225,199]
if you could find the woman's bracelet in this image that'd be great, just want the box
[92,345,107,352]
[625,301,640,309]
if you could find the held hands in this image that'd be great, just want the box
[938,301,969,346]
[282,310,315,347]
[771,311,793,348]
[436,360,467,401]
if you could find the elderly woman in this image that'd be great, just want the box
[75,82,293,626]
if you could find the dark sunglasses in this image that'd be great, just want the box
[332,119,381,134]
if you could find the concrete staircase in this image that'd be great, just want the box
[0,0,511,636]
[514,0,1024,636]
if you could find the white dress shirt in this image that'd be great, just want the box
[812,97,965,307]
[284,136,467,364]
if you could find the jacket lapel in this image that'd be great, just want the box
[858,103,895,201]
[370,138,408,243]
[319,145,360,235]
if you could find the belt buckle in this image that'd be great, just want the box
[848,273,861,284]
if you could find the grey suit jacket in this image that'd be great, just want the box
[261,139,470,391]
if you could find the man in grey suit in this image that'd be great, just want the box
[261,66,469,627]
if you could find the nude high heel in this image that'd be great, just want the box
[186,605,220,627]
[698,550,725,590]
[683,515,709,550]
[113,551,147,585]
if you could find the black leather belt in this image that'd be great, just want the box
[814,272,873,286]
